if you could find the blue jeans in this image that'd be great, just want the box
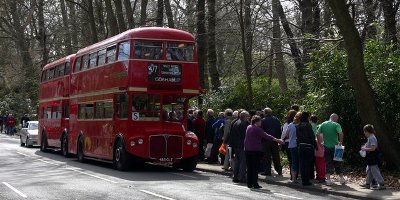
[6,126,14,135]
[290,147,299,172]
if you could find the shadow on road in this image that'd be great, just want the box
[32,148,210,182]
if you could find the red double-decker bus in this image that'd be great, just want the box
[39,54,74,156]
[38,27,201,171]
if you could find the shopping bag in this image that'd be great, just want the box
[333,145,345,161]
[205,143,213,158]
[219,143,226,155]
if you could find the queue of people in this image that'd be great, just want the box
[190,105,385,190]
[0,113,30,136]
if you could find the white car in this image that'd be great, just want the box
[20,121,38,147]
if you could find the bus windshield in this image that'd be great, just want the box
[162,95,185,122]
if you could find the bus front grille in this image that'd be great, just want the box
[149,135,183,159]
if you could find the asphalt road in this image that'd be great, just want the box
[0,133,355,200]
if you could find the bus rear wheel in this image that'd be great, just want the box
[61,134,70,158]
[77,136,85,162]
[40,133,48,152]
[113,140,130,171]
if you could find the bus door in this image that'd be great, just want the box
[110,93,129,157]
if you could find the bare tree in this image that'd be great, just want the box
[156,0,164,27]
[140,0,148,26]
[196,0,208,90]
[105,0,119,36]
[379,0,399,49]
[238,0,253,105]
[60,0,72,54]
[164,0,175,28]
[34,0,48,65]
[278,0,304,86]
[328,0,400,169]
[124,0,136,28]
[361,0,378,43]
[114,0,127,32]
[94,0,106,39]
[272,0,287,91]
[87,0,98,43]
[207,0,221,91]
[67,0,79,51]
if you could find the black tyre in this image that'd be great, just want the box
[20,136,25,147]
[77,136,85,162]
[61,134,70,157]
[113,139,130,171]
[26,137,31,148]
[40,133,48,152]
[181,156,198,172]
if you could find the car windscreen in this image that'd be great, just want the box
[29,123,38,130]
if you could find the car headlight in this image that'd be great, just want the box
[130,140,136,147]
[186,140,192,145]
[192,142,198,148]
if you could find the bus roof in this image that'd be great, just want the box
[42,54,75,71]
[76,27,195,56]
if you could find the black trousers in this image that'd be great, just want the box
[198,136,205,160]
[263,140,282,174]
[245,151,263,187]
[298,143,315,185]
[209,138,223,163]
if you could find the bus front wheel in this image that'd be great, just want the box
[181,156,198,172]
[113,140,130,171]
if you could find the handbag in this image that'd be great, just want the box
[219,143,227,155]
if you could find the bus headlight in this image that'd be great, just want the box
[138,139,143,145]
[130,140,136,147]
[186,140,192,145]
[192,142,198,148]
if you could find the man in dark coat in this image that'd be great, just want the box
[230,110,250,183]
[261,108,283,176]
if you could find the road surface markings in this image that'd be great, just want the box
[140,190,176,200]
[273,193,303,199]
[66,168,118,184]
[2,182,27,198]
[170,172,197,179]
[16,152,32,158]
[16,151,117,184]
[222,183,303,199]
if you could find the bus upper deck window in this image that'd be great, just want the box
[167,43,194,61]
[82,54,89,70]
[117,41,131,61]
[134,41,162,60]
[97,49,106,66]
[65,62,70,75]
[106,46,116,63]
[74,57,81,72]
[89,52,97,68]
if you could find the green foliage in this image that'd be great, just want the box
[305,40,400,167]
[203,77,298,121]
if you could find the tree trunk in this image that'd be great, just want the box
[105,0,119,36]
[272,0,287,92]
[238,0,253,106]
[67,0,79,51]
[277,1,304,86]
[207,0,221,91]
[156,0,164,27]
[60,0,72,55]
[361,0,378,43]
[140,0,148,26]
[114,0,127,32]
[87,0,98,43]
[196,0,208,90]
[327,0,400,169]
[124,0,135,28]
[94,0,106,39]
[379,0,398,49]
[164,0,175,28]
[36,0,48,66]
